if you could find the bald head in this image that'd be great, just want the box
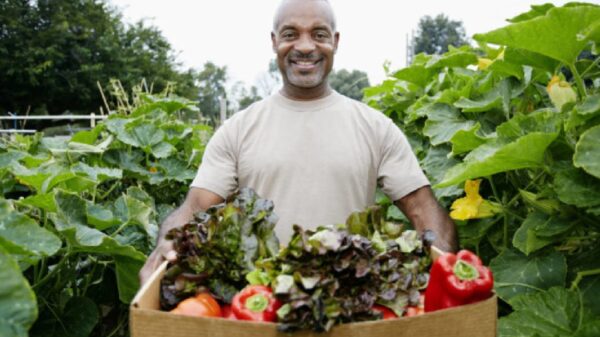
[272,0,337,33]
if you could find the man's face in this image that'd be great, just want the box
[271,1,339,92]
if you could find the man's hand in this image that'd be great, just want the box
[138,239,176,286]
[138,188,224,286]
[395,185,458,252]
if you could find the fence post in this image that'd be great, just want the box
[219,96,227,126]
[90,113,96,128]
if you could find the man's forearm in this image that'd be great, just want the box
[395,186,458,252]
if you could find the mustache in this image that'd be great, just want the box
[288,51,322,61]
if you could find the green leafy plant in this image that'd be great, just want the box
[365,2,600,336]
[160,188,280,309]
[0,88,211,336]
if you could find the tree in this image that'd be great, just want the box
[0,0,199,116]
[328,69,370,101]
[196,61,228,118]
[237,85,262,110]
[255,59,282,97]
[411,14,469,56]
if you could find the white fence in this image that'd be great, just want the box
[0,113,108,134]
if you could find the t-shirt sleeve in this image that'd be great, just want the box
[190,122,238,199]
[378,120,430,201]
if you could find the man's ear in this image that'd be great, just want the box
[271,32,277,53]
[333,32,340,54]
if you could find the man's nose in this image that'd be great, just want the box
[294,34,316,54]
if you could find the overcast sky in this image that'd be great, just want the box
[109,0,584,89]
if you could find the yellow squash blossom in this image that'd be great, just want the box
[450,180,502,220]
[477,50,505,71]
[477,58,493,70]
[547,75,577,110]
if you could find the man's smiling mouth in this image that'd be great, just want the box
[290,59,322,71]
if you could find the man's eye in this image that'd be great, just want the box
[315,32,328,39]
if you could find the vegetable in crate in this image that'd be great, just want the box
[424,250,493,312]
[169,293,222,318]
[231,285,282,322]
[160,188,280,310]
[257,206,434,332]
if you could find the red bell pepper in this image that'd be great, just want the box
[221,304,237,319]
[424,250,493,313]
[372,304,398,319]
[231,285,281,322]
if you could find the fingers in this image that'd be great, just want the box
[139,240,176,286]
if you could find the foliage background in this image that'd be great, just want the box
[1,2,600,337]
[365,3,600,336]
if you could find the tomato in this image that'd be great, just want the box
[404,306,425,317]
[170,293,222,318]
[372,304,398,319]
[404,293,425,317]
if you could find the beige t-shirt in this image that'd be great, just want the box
[191,90,429,242]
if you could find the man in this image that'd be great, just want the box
[139,0,457,285]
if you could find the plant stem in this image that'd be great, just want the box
[569,64,587,99]
[98,180,120,200]
[487,176,501,203]
[33,253,71,290]
[106,311,128,337]
[580,56,600,78]
[570,268,600,290]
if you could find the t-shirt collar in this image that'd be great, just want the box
[271,89,341,112]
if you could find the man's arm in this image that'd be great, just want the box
[394,185,458,252]
[139,187,224,285]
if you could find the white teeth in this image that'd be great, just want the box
[296,61,317,65]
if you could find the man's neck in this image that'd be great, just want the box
[280,82,332,101]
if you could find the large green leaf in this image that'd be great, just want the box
[393,65,436,88]
[15,193,57,213]
[69,125,103,145]
[507,3,555,23]
[474,5,600,65]
[42,297,99,337]
[425,46,478,69]
[0,199,61,259]
[42,170,96,194]
[490,249,567,301]
[574,125,600,179]
[454,92,503,113]
[71,162,122,184]
[113,194,154,235]
[553,167,600,208]
[498,287,594,337]
[148,157,196,184]
[450,123,489,155]
[125,122,165,149]
[422,104,476,146]
[103,149,147,176]
[437,132,558,187]
[0,151,25,167]
[86,203,119,230]
[0,246,37,337]
[420,146,462,199]
[513,211,573,255]
[150,141,175,158]
[50,191,146,260]
[496,109,562,141]
[114,256,144,303]
[580,276,600,317]
[565,94,600,131]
